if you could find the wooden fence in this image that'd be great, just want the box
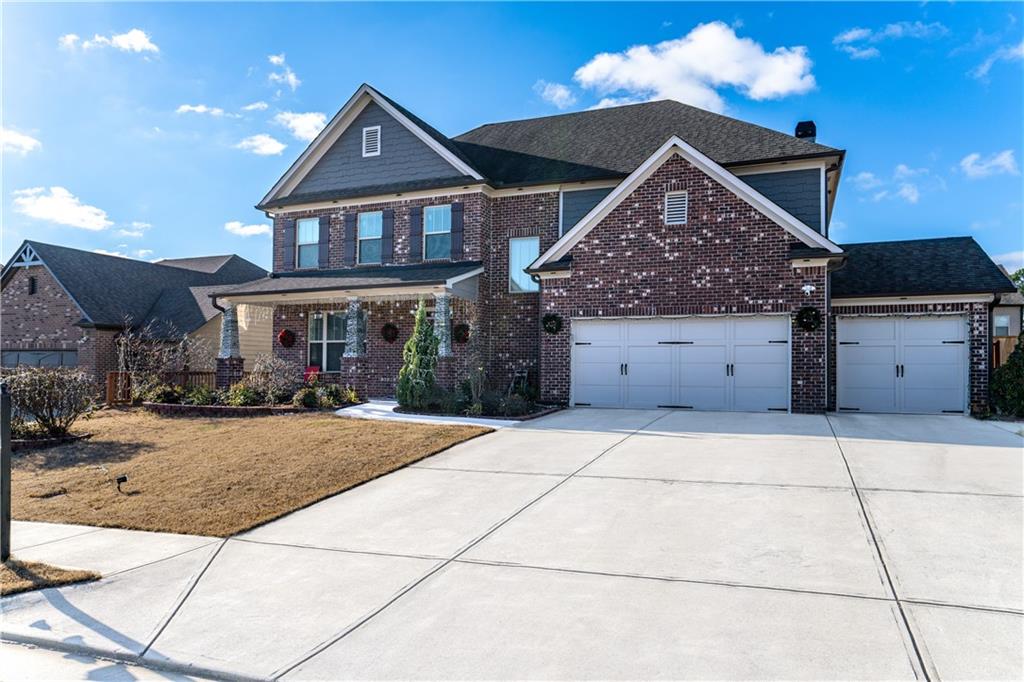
[992,336,1019,369]
[106,371,217,405]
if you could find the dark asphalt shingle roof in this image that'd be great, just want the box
[218,261,482,297]
[453,99,842,186]
[833,237,1016,298]
[2,241,266,333]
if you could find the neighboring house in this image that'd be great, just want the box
[0,242,271,381]
[992,265,1023,367]
[212,83,1015,414]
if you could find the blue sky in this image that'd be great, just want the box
[3,2,1022,272]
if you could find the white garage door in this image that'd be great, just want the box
[836,316,967,414]
[572,316,790,412]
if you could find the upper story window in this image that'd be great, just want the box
[362,125,381,157]
[664,191,688,225]
[296,218,319,269]
[995,314,1011,337]
[358,211,383,264]
[424,204,452,260]
[509,236,540,293]
[28,276,37,295]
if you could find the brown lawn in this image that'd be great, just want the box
[13,409,489,537]
[2,559,100,596]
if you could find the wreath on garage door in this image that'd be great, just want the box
[796,306,822,332]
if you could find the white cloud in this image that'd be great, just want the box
[572,21,815,113]
[833,21,948,59]
[118,221,152,237]
[970,41,1024,79]
[268,53,300,91]
[996,250,1024,271]
[225,220,271,237]
[533,80,577,109]
[235,134,286,156]
[852,171,883,190]
[242,101,269,111]
[176,104,238,118]
[58,34,80,50]
[274,111,327,142]
[856,164,943,204]
[896,183,920,203]
[960,150,1019,178]
[12,187,112,230]
[1,126,41,155]
[135,249,154,259]
[93,249,129,258]
[893,163,928,179]
[64,28,159,53]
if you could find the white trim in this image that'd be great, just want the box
[260,84,483,207]
[820,166,826,236]
[833,294,994,305]
[531,136,842,270]
[790,257,833,268]
[361,125,381,157]
[9,244,43,267]
[730,158,832,175]
[509,235,541,294]
[536,270,571,280]
[558,190,565,236]
[444,266,484,287]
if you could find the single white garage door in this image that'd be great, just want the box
[836,315,968,414]
[571,316,790,412]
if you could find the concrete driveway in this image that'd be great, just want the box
[2,410,1021,680]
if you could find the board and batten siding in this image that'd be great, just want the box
[740,168,822,233]
[292,101,464,197]
[191,304,274,370]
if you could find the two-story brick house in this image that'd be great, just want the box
[214,84,1016,414]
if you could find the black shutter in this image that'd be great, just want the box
[318,215,331,268]
[343,213,357,266]
[381,209,395,264]
[450,202,464,259]
[408,206,423,261]
[281,219,296,270]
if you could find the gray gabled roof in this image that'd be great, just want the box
[1,241,267,333]
[832,237,1017,298]
[453,99,842,186]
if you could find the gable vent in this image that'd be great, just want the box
[664,191,688,225]
[362,125,381,157]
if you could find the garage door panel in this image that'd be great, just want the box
[574,321,622,343]
[677,319,728,342]
[902,316,963,342]
[838,318,897,342]
[733,344,788,366]
[733,386,789,412]
[841,388,898,413]
[680,386,729,411]
[626,320,674,344]
[904,345,964,369]
[626,346,674,408]
[732,317,789,341]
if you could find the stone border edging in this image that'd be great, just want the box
[141,402,310,418]
[11,432,93,452]
[392,405,563,422]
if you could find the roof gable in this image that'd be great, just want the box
[531,136,842,270]
[259,84,483,209]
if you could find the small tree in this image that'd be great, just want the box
[115,318,214,401]
[396,299,439,410]
[992,331,1024,417]
[4,367,96,436]
[463,320,486,416]
[245,354,302,405]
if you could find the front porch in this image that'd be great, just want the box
[212,261,483,396]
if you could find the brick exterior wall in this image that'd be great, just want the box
[536,153,829,413]
[828,301,991,414]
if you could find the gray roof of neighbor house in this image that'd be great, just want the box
[217,261,482,298]
[1,241,267,333]
[832,237,1017,298]
[453,99,843,186]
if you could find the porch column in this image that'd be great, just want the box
[216,303,244,389]
[434,292,452,357]
[343,297,364,357]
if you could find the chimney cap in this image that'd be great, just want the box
[795,120,817,140]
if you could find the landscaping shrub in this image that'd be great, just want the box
[144,383,185,404]
[183,385,218,406]
[292,386,320,409]
[501,394,535,417]
[246,354,302,405]
[396,299,439,410]
[10,414,45,440]
[3,366,95,436]
[480,389,504,417]
[992,332,1024,417]
[225,382,263,407]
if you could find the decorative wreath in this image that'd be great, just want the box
[381,322,399,343]
[453,323,471,344]
[796,306,822,332]
[542,313,564,335]
[277,329,295,348]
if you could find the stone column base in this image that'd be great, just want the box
[216,357,244,389]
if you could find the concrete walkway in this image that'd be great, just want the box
[335,398,520,428]
[2,410,1021,680]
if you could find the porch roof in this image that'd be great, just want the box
[213,261,483,304]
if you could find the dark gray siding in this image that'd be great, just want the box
[740,168,822,233]
[560,187,613,234]
[292,102,462,196]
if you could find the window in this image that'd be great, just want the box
[296,218,319,269]
[28,276,37,295]
[423,204,452,260]
[362,125,381,157]
[995,314,1011,337]
[308,312,347,372]
[1,350,77,368]
[665,191,689,225]
[358,211,383,264]
[509,236,540,293]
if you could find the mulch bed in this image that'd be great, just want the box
[141,402,353,418]
[12,433,93,453]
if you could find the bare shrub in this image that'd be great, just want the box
[115,319,214,400]
[245,354,302,405]
[3,366,96,436]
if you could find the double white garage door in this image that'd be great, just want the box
[836,315,968,414]
[572,316,791,412]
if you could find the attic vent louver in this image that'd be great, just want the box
[665,191,688,225]
[362,125,381,157]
